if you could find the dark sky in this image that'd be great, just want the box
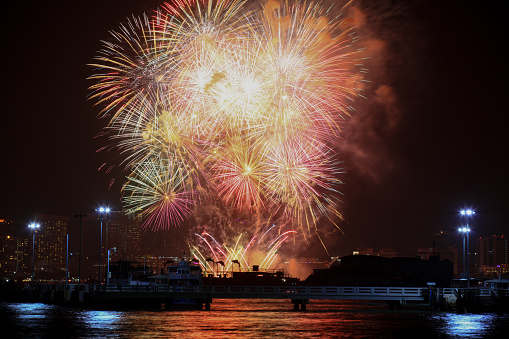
[1,0,507,256]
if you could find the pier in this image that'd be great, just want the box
[17,283,507,312]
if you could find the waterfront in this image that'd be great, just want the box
[2,299,509,338]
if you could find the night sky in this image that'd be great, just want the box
[1,0,507,256]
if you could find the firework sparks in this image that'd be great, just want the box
[89,0,364,232]
[122,155,197,230]
[191,225,296,275]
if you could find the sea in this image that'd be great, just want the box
[2,299,509,338]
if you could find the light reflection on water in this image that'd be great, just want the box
[432,313,501,338]
[10,303,52,323]
[80,310,122,332]
[1,300,508,338]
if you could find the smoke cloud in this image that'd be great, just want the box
[339,3,405,184]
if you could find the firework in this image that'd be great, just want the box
[89,0,364,232]
[88,14,174,125]
[191,225,296,274]
[122,155,197,230]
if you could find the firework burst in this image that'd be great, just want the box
[122,155,197,230]
[89,0,365,233]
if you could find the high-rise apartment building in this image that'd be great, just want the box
[0,218,14,278]
[33,214,69,276]
[15,238,30,276]
[0,218,30,280]
[475,235,508,275]
[105,211,143,262]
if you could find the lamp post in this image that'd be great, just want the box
[75,214,87,286]
[97,207,110,284]
[107,247,116,286]
[65,233,69,289]
[459,209,475,287]
[458,226,470,276]
[28,223,40,281]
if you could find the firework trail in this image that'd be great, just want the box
[89,0,365,233]
[191,225,297,274]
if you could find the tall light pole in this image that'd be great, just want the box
[107,247,116,286]
[65,233,69,289]
[75,214,87,286]
[459,209,475,287]
[97,207,110,284]
[28,223,40,282]
[458,226,470,275]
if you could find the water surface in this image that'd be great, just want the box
[2,300,508,338]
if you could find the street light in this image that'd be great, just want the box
[460,209,475,216]
[459,209,475,287]
[28,223,40,281]
[74,214,87,286]
[107,247,116,286]
[96,207,110,284]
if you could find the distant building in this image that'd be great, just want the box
[33,214,69,279]
[479,264,509,277]
[353,247,373,256]
[1,221,27,279]
[15,238,30,276]
[475,235,508,277]
[353,247,397,258]
[0,218,30,280]
[0,218,11,234]
[281,257,327,278]
[377,248,398,258]
[417,230,459,276]
[105,211,143,263]
[297,257,326,267]
[0,218,14,278]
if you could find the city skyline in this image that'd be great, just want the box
[1,0,507,256]
[2,207,508,284]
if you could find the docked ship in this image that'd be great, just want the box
[95,257,207,309]
[166,258,203,286]
[166,257,203,306]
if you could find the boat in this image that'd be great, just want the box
[163,257,204,307]
[89,257,206,310]
[165,258,203,285]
